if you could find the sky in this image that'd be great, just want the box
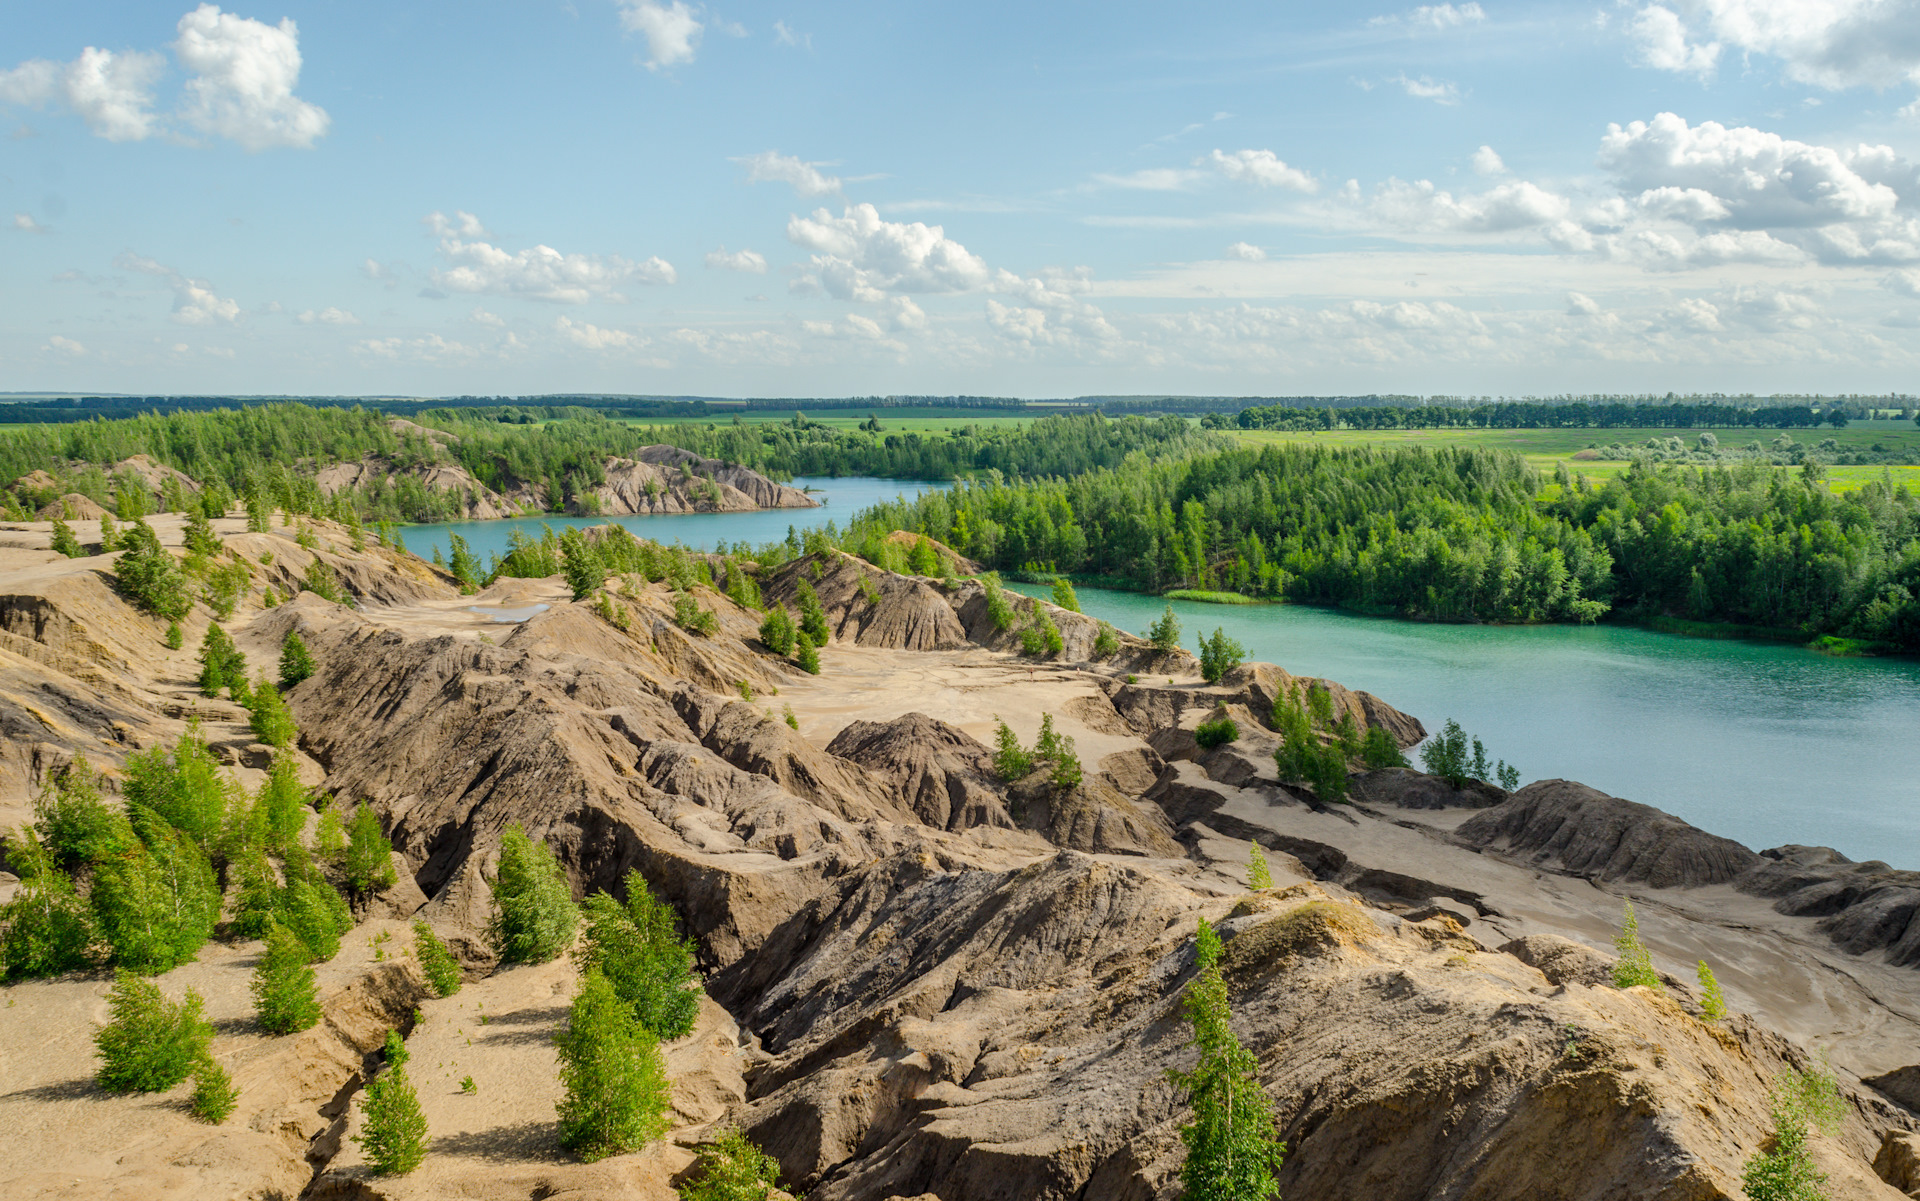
[6,1,1920,399]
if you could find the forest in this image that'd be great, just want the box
[843,442,1920,648]
[1214,400,1852,432]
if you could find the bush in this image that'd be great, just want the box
[556,971,672,1162]
[247,678,298,748]
[757,606,796,655]
[252,922,321,1034]
[1050,577,1081,612]
[1092,622,1120,658]
[984,578,1017,632]
[490,824,579,964]
[577,870,703,1041]
[92,810,221,974]
[794,634,820,675]
[190,1055,239,1123]
[1742,1066,1843,1201]
[1147,604,1182,651]
[1419,719,1471,787]
[796,578,831,644]
[343,802,398,898]
[1197,628,1245,684]
[673,590,718,636]
[355,1030,428,1175]
[278,631,316,689]
[164,620,184,649]
[1696,960,1728,1021]
[1195,717,1239,749]
[1360,726,1407,770]
[1611,902,1662,990]
[412,920,462,998]
[679,1126,783,1201]
[992,717,1033,780]
[114,519,192,620]
[446,532,482,594]
[0,829,100,980]
[33,757,129,868]
[1049,739,1083,790]
[95,969,213,1092]
[1247,841,1272,890]
[51,518,83,558]
[561,528,607,601]
[1019,608,1064,657]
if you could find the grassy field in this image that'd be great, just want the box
[617,407,1040,435]
[1230,421,1920,494]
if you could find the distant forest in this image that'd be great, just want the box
[1214,400,1864,432]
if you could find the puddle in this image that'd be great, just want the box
[465,603,550,623]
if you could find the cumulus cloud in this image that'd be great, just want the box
[14,213,46,232]
[0,47,164,141]
[354,334,478,361]
[1471,145,1506,175]
[787,203,990,300]
[426,211,676,302]
[1206,148,1317,191]
[1567,291,1603,316]
[704,245,768,273]
[555,315,643,349]
[1225,241,1267,261]
[1631,0,1920,90]
[1364,177,1571,233]
[174,4,329,149]
[735,151,843,197]
[986,268,1121,350]
[619,1,703,70]
[1628,6,1721,78]
[1886,268,1920,296]
[469,307,505,326]
[1394,74,1461,104]
[46,335,87,356]
[297,306,359,325]
[115,251,242,324]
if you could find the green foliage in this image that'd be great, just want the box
[163,620,184,649]
[1050,577,1081,612]
[1169,919,1286,1201]
[1611,902,1662,990]
[1019,606,1064,656]
[114,519,192,620]
[1741,1067,1844,1201]
[1197,627,1245,683]
[198,623,247,698]
[275,875,349,963]
[1360,726,1408,770]
[1195,716,1240,750]
[183,507,222,557]
[1247,842,1273,890]
[1092,621,1120,658]
[190,1055,239,1123]
[577,870,704,1041]
[908,535,943,578]
[1272,684,1352,804]
[782,703,798,729]
[557,970,672,1162]
[758,605,796,655]
[343,803,398,897]
[91,808,221,974]
[1696,960,1728,1021]
[229,845,278,940]
[0,829,101,980]
[94,969,213,1092]
[794,633,821,674]
[202,559,252,619]
[252,922,322,1034]
[490,824,580,965]
[355,1030,428,1175]
[98,510,119,550]
[796,578,831,644]
[412,920,463,998]
[1419,719,1521,791]
[123,724,227,845]
[446,531,482,594]
[1148,604,1182,651]
[561,527,608,600]
[992,714,1081,788]
[992,716,1034,780]
[673,590,719,635]
[33,758,129,868]
[278,631,316,690]
[257,753,308,853]
[247,678,298,748]
[51,518,84,558]
[983,576,1018,632]
[678,1126,783,1201]
[313,805,347,863]
[1050,738,1084,791]
[302,556,347,604]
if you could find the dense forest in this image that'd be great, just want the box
[1213,400,1857,432]
[844,443,1920,648]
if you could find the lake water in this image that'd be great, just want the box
[1010,584,1920,870]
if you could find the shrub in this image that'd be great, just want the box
[757,606,796,655]
[1197,628,1245,684]
[984,578,1017,632]
[1696,960,1728,1021]
[782,703,798,730]
[1611,902,1662,990]
[1360,726,1407,770]
[278,631,316,689]
[1419,719,1472,787]
[992,717,1033,780]
[94,969,213,1092]
[190,1055,239,1123]
[796,579,830,644]
[51,518,83,558]
[1049,738,1083,790]
[561,528,607,601]
[247,678,298,748]
[302,557,346,604]
[1050,577,1081,612]
[673,590,718,636]
[1020,608,1064,656]
[343,802,398,898]
[679,1126,783,1201]
[1147,604,1182,652]
[275,876,348,963]
[92,810,221,974]
[314,804,347,863]
[1170,920,1285,1200]
[412,920,462,997]
[576,870,703,1041]
[0,829,100,980]
[490,824,579,964]
[355,1030,428,1175]
[252,922,321,1034]
[114,519,192,620]
[556,971,672,1162]
[1195,717,1239,749]
[446,532,482,594]
[33,757,128,868]
[1246,841,1272,890]
[794,634,820,675]
[1092,622,1120,658]
[1742,1066,1843,1201]
[164,620,184,649]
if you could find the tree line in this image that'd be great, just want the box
[1213,400,1846,433]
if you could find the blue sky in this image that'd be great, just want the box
[6,1,1920,398]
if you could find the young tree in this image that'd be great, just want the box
[247,678,298,748]
[255,752,309,854]
[577,870,704,1041]
[252,921,322,1034]
[1611,901,1662,990]
[796,579,831,645]
[412,919,463,998]
[355,1029,428,1175]
[123,725,227,845]
[1360,726,1408,770]
[98,510,119,551]
[1092,622,1120,658]
[1247,842,1273,890]
[1050,577,1081,612]
[1196,716,1240,749]
[229,844,279,940]
[991,717,1033,780]
[757,605,796,655]
[1020,607,1064,657]
[51,518,84,558]
[1148,604,1182,652]
[91,809,222,974]
[908,536,943,578]
[1419,719,1472,787]
[490,824,579,964]
[33,757,129,868]
[984,578,1017,631]
[1696,960,1729,1021]
[561,527,607,601]
[0,828,100,980]
[164,620,184,649]
[445,532,482,594]
[197,623,247,698]
[1742,1067,1843,1201]
[183,507,222,557]
[1169,920,1285,1201]
[342,802,398,898]
[94,969,214,1092]
[114,519,192,620]
[1198,628,1246,684]
[278,631,316,690]
[190,1054,239,1123]
[794,633,821,675]
[274,876,348,963]
[556,970,672,1162]
[679,1126,783,1201]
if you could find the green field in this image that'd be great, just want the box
[617,407,1043,435]
[1230,421,1920,494]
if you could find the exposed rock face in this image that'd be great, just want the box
[948,580,1172,671]
[36,492,108,520]
[1455,778,1764,888]
[1868,1065,1920,1114]
[1350,766,1507,809]
[763,553,969,651]
[110,454,200,503]
[827,713,1014,832]
[588,446,817,515]
[1740,846,1920,968]
[314,456,521,519]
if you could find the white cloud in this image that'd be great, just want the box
[46,335,86,356]
[1634,0,1920,90]
[1226,241,1268,261]
[1394,74,1461,104]
[619,1,703,70]
[1885,268,1920,296]
[13,213,45,232]
[1628,6,1722,78]
[787,203,991,300]
[0,47,164,142]
[1364,177,1571,233]
[1670,296,1723,330]
[173,4,328,149]
[1205,148,1318,191]
[773,21,811,49]
[986,267,1121,350]
[469,307,505,326]
[735,150,843,197]
[1471,145,1506,175]
[555,316,643,349]
[354,334,478,361]
[1371,3,1487,30]
[1094,167,1208,191]
[297,306,359,325]
[115,251,242,324]
[426,211,676,302]
[1566,291,1602,316]
[704,245,768,272]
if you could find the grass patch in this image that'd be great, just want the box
[1164,589,1262,605]
[1223,900,1378,978]
[1635,614,1806,643]
[1808,634,1903,657]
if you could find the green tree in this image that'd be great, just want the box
[1020,607,1064,657]
[1050,577,1081,612]
[1419,719,1472,787]
[252,922,322,1034]
[0,829,101,980]
[248,678,298,748]
[678,1127,783,1201]
[198,623,247,697]
[490,824,579,964]
[576,870,704,1041]
[1148,604,1182,652]
[190,1055,239,1123]
[114,519,192,620]
[794,633,821,675]
[229,845,278,940]
[757,605,796,655]
[556,970,672,1162]
[123,725,227,845]
[94,969,214,1092]
[274,875,348,963]
[984,578,1017,631]
[992,717,1033,780]
[1092,622,1120,658]
[1741,1066,1843,1201]
[91,809,221,974]
[561,527,607,601]
[164,620,184,649]
[796,579,831,644]
[183,507,222,557]
[245,491,269,532]
[1696,960,1729,1021]
[355,1030,428,1175]
[412,920,463,998]
[1198,628,1246,684]
[673,590,718,635]
[98,510,119,551]
[1360,726,1407,770]
[908,536,942,578]
[256,752,309,854]
[33,757,129,868]
[1169,920,1285,1201]
[51,518,83,558]
[278,631,316,689]
[1196,716,1239,749]
[1611,901,1662,990]
[1247,842,1273,890]
[343,802,398,898]
[446,531,482,594]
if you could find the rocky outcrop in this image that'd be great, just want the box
[1739,845,1920,968]
[1351,766,1507,809]
[763,553,969,651]
[588,446,817,515]
[826,713,1014,832]
[35,492,108,521]
[314,456,521,519]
